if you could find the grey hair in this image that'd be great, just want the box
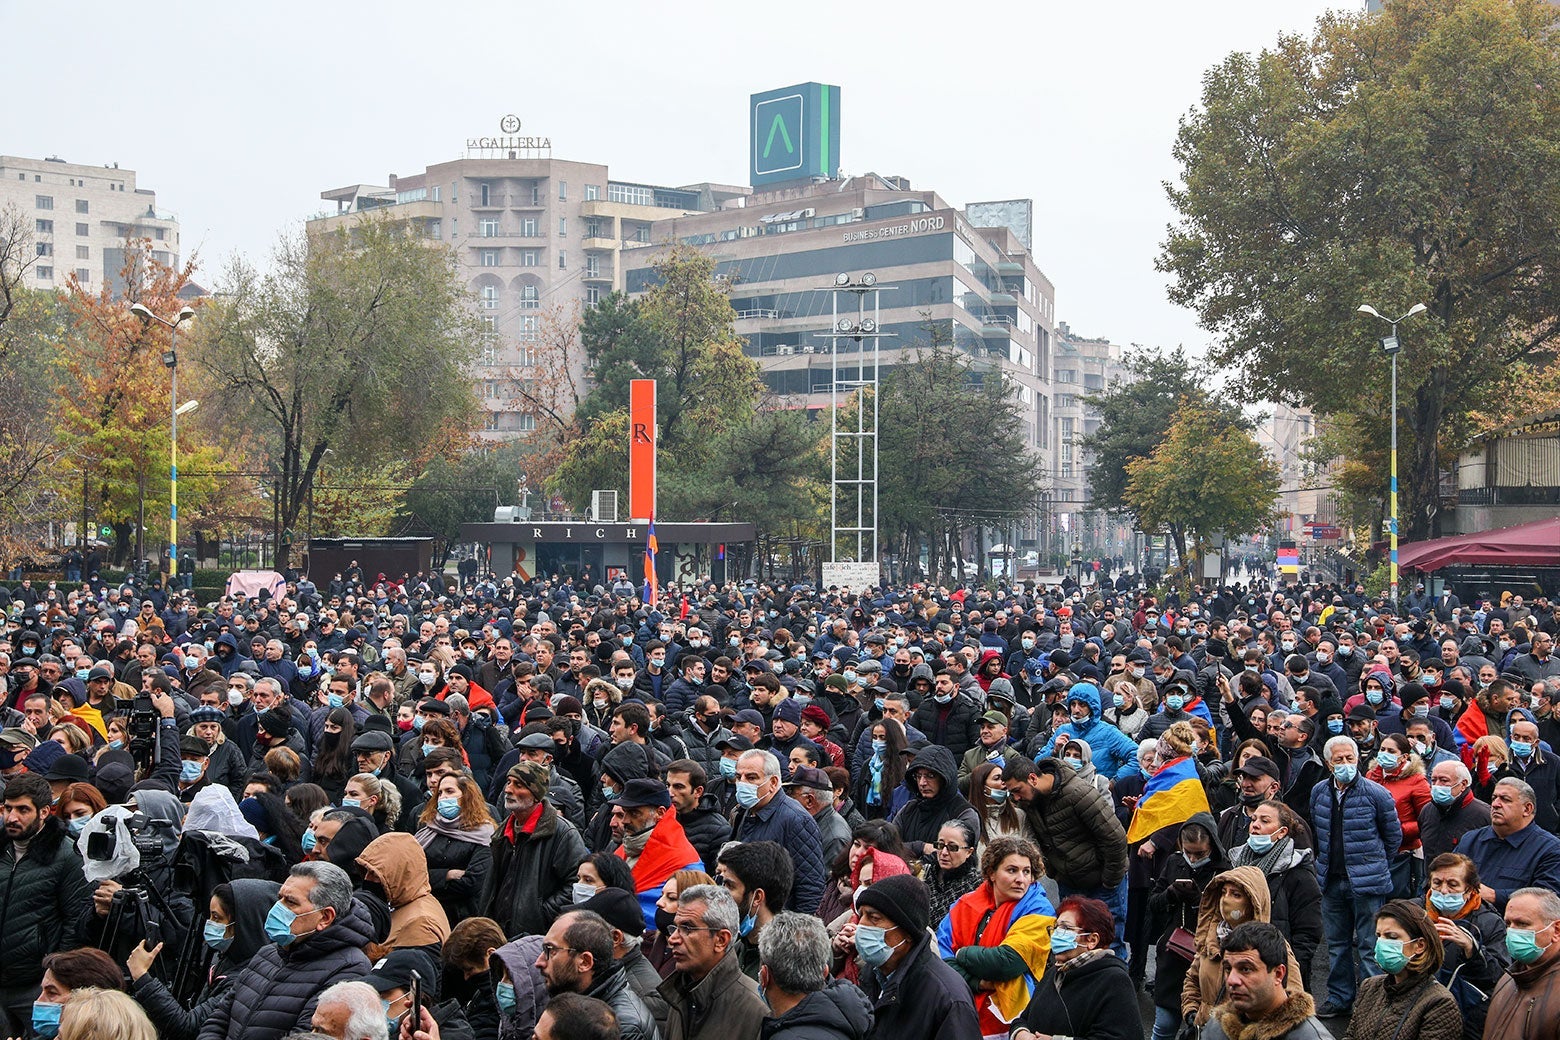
[737,749,782,780]
[316,981,388,1040]
[1435,760,1473,785]
[1495,776,1538,808]
[290,861,354,919]
[254,677,284,699]
[1323,735,1358,762]
[228,673,254,693]
[1510,886,1560,920]
[758,911,831,994]
[444,692,470,716]
[322,808,358,825]
[679,883,739,934]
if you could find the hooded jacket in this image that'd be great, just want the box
[1020,758,1128,891]
[491,935,549,1040]
[197,898,377,1040]
[357,831,451,951]
[1181,865,1307,1026]
[1148,811,1228,1010]
[1050,682,1142,783]
[1227,836,1322,987]
[131,878,281,1040]
[890,745,980,858]
[761,978,874,1040]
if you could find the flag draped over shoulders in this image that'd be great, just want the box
[1127,754,1210,844]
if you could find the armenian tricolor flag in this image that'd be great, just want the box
[615,809,703,932]
[644,520,659,607]
[1127,754,1211,843]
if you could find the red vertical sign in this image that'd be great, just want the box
[629,379,656,523]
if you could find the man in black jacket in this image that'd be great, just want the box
[535,909,660,1040]
[665,759,728,871]
[480,762,587,940]
[0,772,89,1035]
[855,874,981,1040]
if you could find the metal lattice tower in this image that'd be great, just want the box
[816,273,894,564]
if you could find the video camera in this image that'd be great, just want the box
[126,694,160,772]
[85,811,174,871]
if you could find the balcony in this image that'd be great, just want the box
[580,234,616,251]
[582,267,613,282]
[1457,485,1560,506]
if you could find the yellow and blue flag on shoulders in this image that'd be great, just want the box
[1127,754,1210,843]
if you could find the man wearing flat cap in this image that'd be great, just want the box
[479,761,586,940]
[610,779,703,935]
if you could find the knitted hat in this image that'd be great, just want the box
[855,873,931,936]
[773,699,803,725]
[507,761,550,799]
[259,708,291,738]
[800,704,832,729]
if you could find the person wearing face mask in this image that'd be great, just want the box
[853,872,980,1040]
[1367,733,1434,899]
[1226,801,1322,987]
[1484,886,1560,1040]
[1104,679,1151,740]
[1418,760,1491,863]
[1010,895,1142,1040]
[753,911,873,1040]
[1147,814,1228,1040]
[1493,713,1560,833]
[1050,682,1141,784]
[1347,900,1462,1040]
[126,879,281,1040]
[1422,852,1509,1040]
[1309,734,1403,1016]
[1181,867,1306,1031]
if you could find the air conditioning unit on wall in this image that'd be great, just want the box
[591,490,618,523]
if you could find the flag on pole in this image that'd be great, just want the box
[644,520,659,608]
[1126,755,1211,843]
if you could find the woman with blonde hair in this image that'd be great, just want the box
[59,988,157,1040]
[343,771,403,832]
[646,867,713,976]
[1468,734,1511,803]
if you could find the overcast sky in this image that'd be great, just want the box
[10,0,1350,355]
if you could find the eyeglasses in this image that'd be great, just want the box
[713,874,736,888]
[539,942,580,959]
[932,842,969,853]
[663,921,721,936]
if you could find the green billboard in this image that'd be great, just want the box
[751,83,840,187]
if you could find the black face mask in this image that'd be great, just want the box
[654,906,675,933]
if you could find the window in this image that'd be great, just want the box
[481,315,496,334]
[479,183,492,206]
[479,219,499,238]
[608,184,654,206]
[585,184,599,201]
[35,243,52,257]
[635,226,650,243]
[482,381,497,399]
[75,222,88,236]
[520,285,539,309]
[430,185,442,202]
[519,217,538,237]
[76,245,89,260]
[35,219,52,233]
[558,180,567,201]
[1057,369,1076,384]
[480,249,498,266]
[35,195,52,210]
[481,285,498,310]
[154,229,165,241]
[530,185,541,205]
[518,414,537,432]
[518,345,538,367]
[558,251,567,270]
[519,315,539,342]
[428,219,442,239]
[521,250,538,267]
[75,199,88,214]
[558,217,567,237]
[480,344,497,366]
[75,268,90,281]
[584,286,601,305]
[35,267,52,280]
[484,411,498,432]
[584,258,600,278]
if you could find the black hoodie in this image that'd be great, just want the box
[889,744,980,857]
[1146,810,1228,1010]
[761,978,874,1040]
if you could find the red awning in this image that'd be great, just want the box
[1396,517,1560,572]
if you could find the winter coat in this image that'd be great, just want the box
[909,691,981,759]
[584,961,662,1040]
[659,947,768,1040]
[859,933,981,1040]
[958,741,1027,790]
[622,947,670,1037]
[0,814,89,987]
[1148,815,1229,1012]
[676,796,730,872]
[1431,901,1509,1040]
[197,898,377,1040]
[924,855,983,929]
[890,745,980,859]
[762,978,874,1040]
[491,935,549,1040]
[1016,951,1144,1040]
[1228,838,1323,987]
[479,800,588,939]
[732,789,825,913]
[677,715,730,781]
[1182,866,1307,1026]
[130,878,280,1040]
[1367,756,1433,852]
[1199,990,1331,1040]
[1418,790,1492,862]
[357,830,451,951]
[1309,770,1401,895]
[1485,951,1560,1040]
[1020,757,1128,890]
[1050,682,1141,783]
[1344,969,1461,1040]
[421,825,495,923]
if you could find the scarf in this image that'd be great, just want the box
[1054,947,1111,976]
[867,753,884,805]
[415,814,496,849]
[1425,886,1483,922]
[620,825,653,866]
[1231,834,1296,877]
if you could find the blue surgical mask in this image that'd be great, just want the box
[204,919,234,952]
[1113,694,1126,709]
[739,912,757,937]
[1440,695,1457,711]
[1166,695,1185,711]
[75,668,91,681]
[1333,763,1358,784]
[495,980,517,1013]
[989,789,1008,804]
[1246,832,1275,853]
[422,742,438,757]
[1062,756,1084,771]
[872,697,885,711]
[853,924,901,967]
[720,757,737,779]
[735,781,761,808]
[301,829,317,852]
[1049,927,1079,954]
[66,815,88,837]
[328,693,344,709]
[1376,751,1400,773]
[1366,690,1384,705]
[341,797,361,809]
[437,797,462,820]
[1513,740,1535,758]
[180,759,204,783]
[32,1001,61,1039]
[264,900,304,946]
[1430,784,1456,806]
[1185,854,1211,870]
[1430,890,1467,914]
[602,781,617,800]
[872,738,887,753]
[412,714,426,732]
[109,739,123,749]
[1411,703,1430,718]
[1375,937,1412,973]
[1327,718,1344,734]
[843,670,858,685]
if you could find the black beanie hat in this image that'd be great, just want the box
[855,874,931,937]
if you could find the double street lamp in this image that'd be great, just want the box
[129,303,197,581]
[1355,301,1427,608]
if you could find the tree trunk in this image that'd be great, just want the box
[1408,378,1445,540]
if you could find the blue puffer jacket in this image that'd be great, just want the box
[197,898,376,1040]
[1050,683,1140,783]
[1308,772,1402,897]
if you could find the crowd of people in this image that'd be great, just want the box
[0,566,1558,1040]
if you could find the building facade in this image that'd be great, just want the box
[0,154,179,291]
[1049,322,1136,561]
[307,137,740,437]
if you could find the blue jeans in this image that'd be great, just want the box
[1152,1004,1181,1040]
[1058,877,1129,958]
[1322,875,1385,1006]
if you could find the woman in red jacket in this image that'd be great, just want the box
[1367,732,1433,899]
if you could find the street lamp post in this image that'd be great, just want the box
[130,303,196,582]
[1356,302,1427,609]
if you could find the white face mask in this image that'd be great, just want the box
[417,670,437,685]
